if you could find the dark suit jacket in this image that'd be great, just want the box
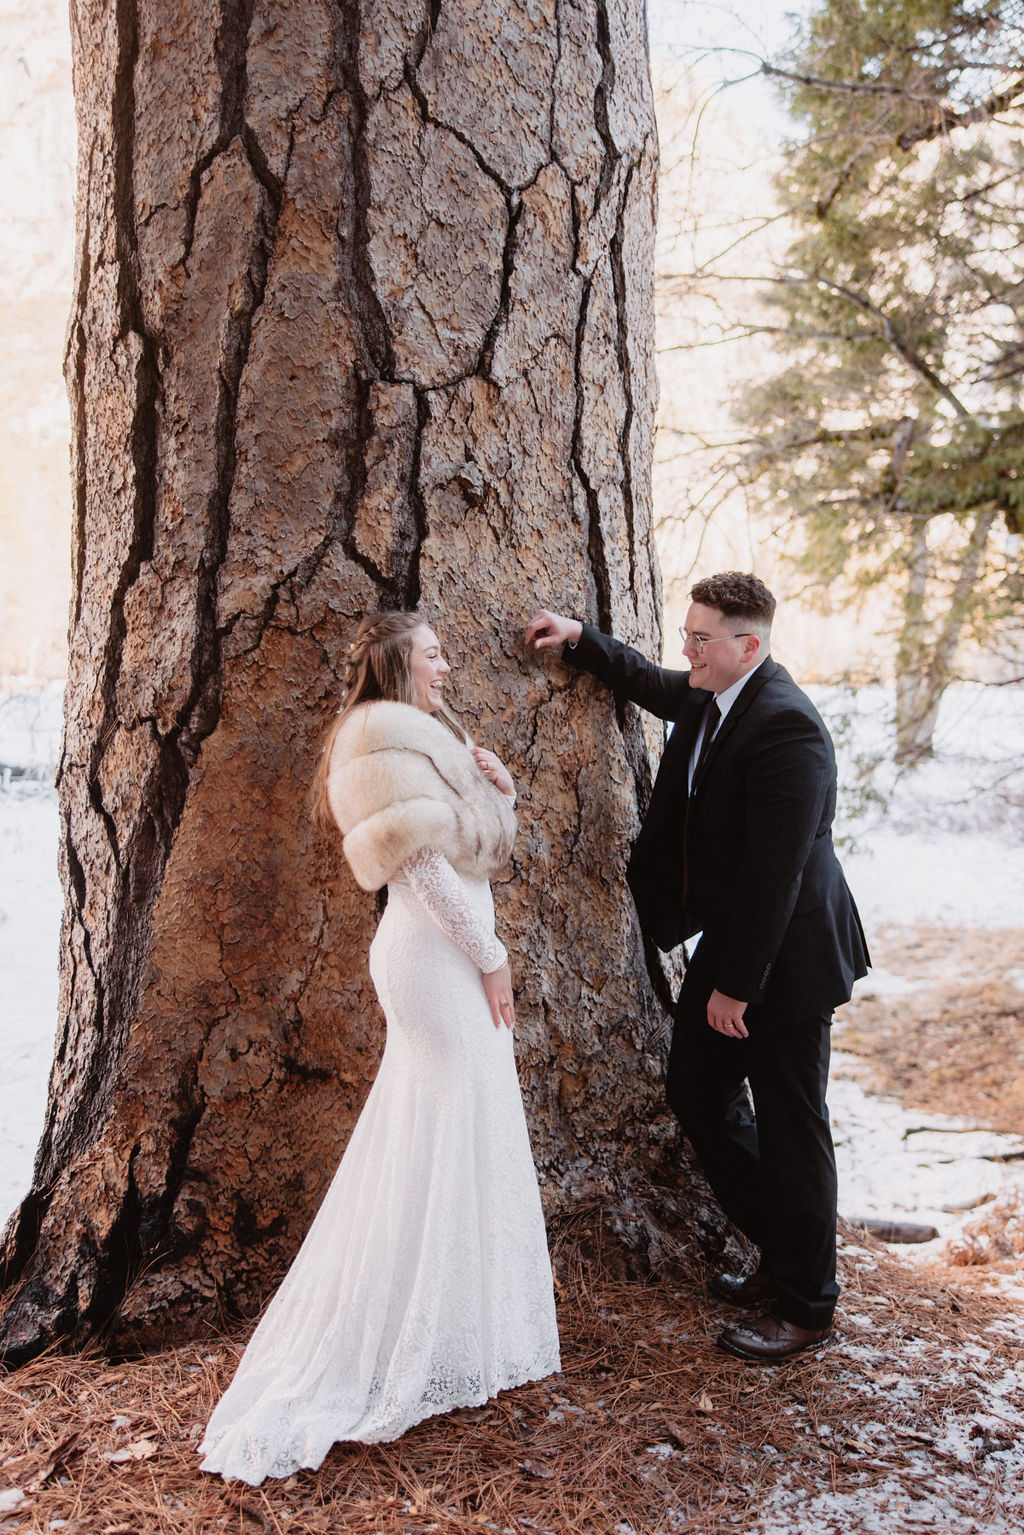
[569,625,870,1018]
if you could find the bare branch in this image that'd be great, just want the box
[658,325,868,352]
[760,60,941,103]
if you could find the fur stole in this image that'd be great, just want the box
[326,700,517,891]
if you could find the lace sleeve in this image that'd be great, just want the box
[400,848,508,974]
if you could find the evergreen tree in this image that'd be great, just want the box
[739,0,1024,761]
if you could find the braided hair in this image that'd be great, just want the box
[311,611,465,828]
[342,610,424,708]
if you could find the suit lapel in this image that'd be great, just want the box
[690,658,782,795]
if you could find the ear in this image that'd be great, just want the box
[742,633,762,663]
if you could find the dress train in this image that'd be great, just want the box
[199,863,560,1484]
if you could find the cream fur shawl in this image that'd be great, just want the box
[326,700,517,892]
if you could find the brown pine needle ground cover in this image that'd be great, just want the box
[833,924,1024,1138]
[4,925,1023,1534]
[1,1225,1022,1535]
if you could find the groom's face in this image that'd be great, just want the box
[683,602,757,695]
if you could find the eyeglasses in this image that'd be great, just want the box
[679,629,752,654]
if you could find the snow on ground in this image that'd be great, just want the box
[813,682,1024,1257]
[816,680,1024,928]
[1,683,1023,1243]
[843,830,1024,929]
[830,1056,1024,1254]
[0,793,61,1214]
[0,688,63,1225]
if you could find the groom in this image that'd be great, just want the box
[526,573,869,1361]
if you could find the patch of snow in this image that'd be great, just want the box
[851,967,919,999]
[831,1052,1024,1252]
[0,692,62,1225]
[842,831,1024,931]
[812,682,1024,928]
[815,680,1024,837]
[760,1323,1024,1531]
[759,1472,1022,1535]
[0,686,63,778]
[0,792,61,1222]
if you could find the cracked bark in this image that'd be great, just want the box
[0,0,677,1362]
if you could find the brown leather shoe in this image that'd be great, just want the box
[716,1311,831,1362]
[708,1267,777,1308]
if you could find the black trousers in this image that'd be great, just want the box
[667,975,839,1330]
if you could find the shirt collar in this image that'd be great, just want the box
[713,654,768,721]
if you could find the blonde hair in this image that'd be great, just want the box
[311,611,464,828]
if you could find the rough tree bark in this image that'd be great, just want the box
[1,0,675,1361]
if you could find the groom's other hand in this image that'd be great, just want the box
[525,609,583,651]
[707,989,749,1040]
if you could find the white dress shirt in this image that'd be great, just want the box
[686,657,768,792]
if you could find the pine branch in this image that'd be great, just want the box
[760,61,938,102]
[807,275,973,418]
[895,74,1024,150]
[760,62,1024,151]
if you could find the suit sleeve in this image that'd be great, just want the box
[567,624,693,722]
[710,709,833,1003]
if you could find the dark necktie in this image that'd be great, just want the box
[694,698,721,779]
[682,698,720,925]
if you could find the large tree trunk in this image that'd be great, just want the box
[1,0,669,1361]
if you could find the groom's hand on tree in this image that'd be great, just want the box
[707,989,749,1039]
[525,609,583,651]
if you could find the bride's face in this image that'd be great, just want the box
[408,625,451,713]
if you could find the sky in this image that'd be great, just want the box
[648,0,808,61]
[647,0,811,135]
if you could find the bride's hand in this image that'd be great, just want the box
[472,745,515,798]
[483,961,516,1030]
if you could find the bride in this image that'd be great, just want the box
[199,611,560,1484]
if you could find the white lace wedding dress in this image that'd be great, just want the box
[199,848,560,1485]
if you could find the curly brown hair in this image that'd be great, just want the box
[689,571,776,630]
